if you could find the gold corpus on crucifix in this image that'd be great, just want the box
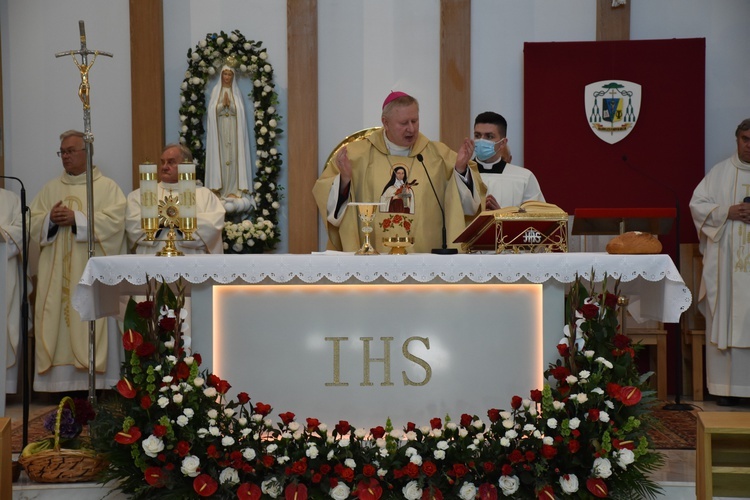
[70,52,98,109]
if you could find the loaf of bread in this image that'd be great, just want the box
[606,231,662,254]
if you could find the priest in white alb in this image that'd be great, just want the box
[1,187,23,393]
[689,118,750,405]
[30,130,127,392]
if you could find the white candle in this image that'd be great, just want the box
[178,163,197,219]
[139,163,158,219]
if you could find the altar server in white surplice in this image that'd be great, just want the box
[690,118,750,405]
[126,144,225,255]
[30,130,127,392]
[473,112,544,210]
[1,188,23,393]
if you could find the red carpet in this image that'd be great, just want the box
[647,406,697,450]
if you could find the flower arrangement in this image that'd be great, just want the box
[379,214,413,236]
[92,274,663,499]
[223,218,276,254]
[179,29,283,253]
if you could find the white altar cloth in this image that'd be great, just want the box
[73,252,690,323]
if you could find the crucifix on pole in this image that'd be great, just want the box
[54,20,113,405]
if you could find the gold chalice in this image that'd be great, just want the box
[349,202,383,255]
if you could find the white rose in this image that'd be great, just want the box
[260,51,268,60]
[592,457,613,478]
[261,478,282,498]
[176,415,189,427]
[329,483,350,500]
[599,411,610,423]
[222,436,235,447]
[306,445,319,459]
[204,387,217,398]
[547,418,558,429]
[559,473,579,493]
[344,458,356,469]
[459,481,477,500]
[500,437,510,447]
[569,417,581,430]
[409,454,423,466]
[504,429,518,439]
[216,37,224,45]
[191,52,200,61]
[433,449,445,460]
[242,447,256,460]
[269,119,277,127]
[566,375,578,385]
[576,393,589,404]
[172,394,183,404]
[267,443,278,454]
[207,409,218,419]
[220,467,239,485]
[157,396,169,408]
[181,455,201,477]
[193,377,204,387]
[616,448,635,468]
[142,435,165,458]
[338,438,350,448]
[402,480,423,500]
[498,475,520,496]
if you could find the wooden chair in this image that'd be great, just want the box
[681,242,706,401]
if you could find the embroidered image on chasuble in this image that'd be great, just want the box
[30,167,126,374]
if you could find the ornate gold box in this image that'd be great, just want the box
[455,202,568,253]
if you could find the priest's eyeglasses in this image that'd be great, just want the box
[57,148,85,157]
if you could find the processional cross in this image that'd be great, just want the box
[54,21,113,404]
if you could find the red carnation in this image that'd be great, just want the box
[541,444,557,459]
[290,458,308,475]
[568,439,581,453]
[193,474,218,497]
[501,464,513,476]
[404,462,419,479]
[362,464,377,477]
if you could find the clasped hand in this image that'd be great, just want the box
[50,200,75,226]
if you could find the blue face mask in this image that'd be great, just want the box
[474,139,501,161]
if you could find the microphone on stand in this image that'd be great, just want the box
[0,175,31,445]
[416,154,457,255]
[620,156,692,411]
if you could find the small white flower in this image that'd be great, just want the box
[566,375,578,385]
[344,458,356,469]
[599,411,611,423]
[157,396,169,408]
[498,475,520,496]
[591,387,604,395]
[579,370,591,379]
[543,436,554,445]
[595,356,614,369]
[267,443,278,454]
[504,429,518,439]
[576,393,589,404]
[209,426,220,437]
[409,454,423,466]
[306,445,319,459]
[172,394,183,404]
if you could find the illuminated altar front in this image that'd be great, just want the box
[73,253,690,429]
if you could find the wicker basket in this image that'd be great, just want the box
[18,397,107,483]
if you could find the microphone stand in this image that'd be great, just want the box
[1,176,31,446]
[416,154,457,255]
[621,156,692,411]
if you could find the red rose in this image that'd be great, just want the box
[176,440,191,457]
[586,478,609,498]
[305,417,321,430]
[530,389,542,403]
[508,450,524,463]
[173,361,190,380]
[355,478,383,500]
[452,463,468,478]
[381,219,391,229]
[152,424,167,437]
[193,353,202,365]
[619,386,642,406]
[579,303,599,319]
[568,439,581,453]
[606,382,622,398]
[524,451,536,462]
[549,366,571,381]
[122,329,144,351]
[279,411,296,425]
[541,444,557,459]
[422,486,443,500]
[207,444,221,459]
[460,413,473,427]
[404,462,419,479]
[135,341,156,357]
[511,395,523,409]
[588,408,600,422]
[114,426,141,445]
[285,483,308,500]
[135,300,154,318]
[482,461,495,473]
[335,420,351,435]
[255,402,272,416]
[193,474,218,497]
[600,291,618,310]
[370,425,386,439]
[262,455,275,467]
[320,464,332,475]
[557,343,570,357]
[237,392,251,404]
[422,461,438,477]
[144,466,166,487]
[487,408,501,422]
[140,395,152,409]
[362,464,377,477]
[159,316,176,332]
[501,464,513,476]
[406,421,417,432]
[430,417,442,429]
[392,215,403,224]
[312,473,322,484]
[291,458,308,475]
[238,482,263,500]
[116,378,136,399]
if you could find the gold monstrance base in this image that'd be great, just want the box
[156,228,184,257]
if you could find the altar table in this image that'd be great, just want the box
[73,253,690,428]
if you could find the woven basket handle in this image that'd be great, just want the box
[53,396,76,452]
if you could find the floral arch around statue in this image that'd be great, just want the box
[179,30,282,254]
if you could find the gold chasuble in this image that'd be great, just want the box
[313,130,485,254]
[30,167,126,374]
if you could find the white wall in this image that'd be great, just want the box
[1,0,132,198]
[3,0,750,253]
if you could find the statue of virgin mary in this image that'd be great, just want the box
[205,64,255,205]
